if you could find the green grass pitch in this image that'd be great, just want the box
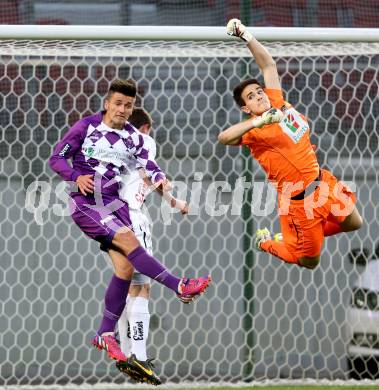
[117,386,378,390]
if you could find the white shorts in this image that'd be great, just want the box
[130,208,152,286]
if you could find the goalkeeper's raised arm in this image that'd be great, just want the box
[218,19,284,145]
[226,18,281,90]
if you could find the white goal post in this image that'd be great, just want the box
[0,25,378,387]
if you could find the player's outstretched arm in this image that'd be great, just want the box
[218,108,284,145]
[144,174,189,215]
[227,18,281,90]
[218,119,255,145]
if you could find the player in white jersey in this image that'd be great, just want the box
[113,108,188,385]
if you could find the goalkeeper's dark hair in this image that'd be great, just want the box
[128,107,152,130]
[233,78,263,107]
[107,79,137,99]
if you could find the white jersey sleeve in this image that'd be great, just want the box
[120,133,157,209]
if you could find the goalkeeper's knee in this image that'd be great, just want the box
[299,255,320,269]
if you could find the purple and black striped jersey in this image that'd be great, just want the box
[49,112,165,196]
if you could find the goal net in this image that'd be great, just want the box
[0,34,378,386]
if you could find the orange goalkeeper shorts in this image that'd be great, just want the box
[278,169,357,258]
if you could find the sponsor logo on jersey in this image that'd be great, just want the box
[83,146,94,157]
[82,146,130,167]
[280,108,309,143]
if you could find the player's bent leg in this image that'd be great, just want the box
[256,228,301,265]
[325,207,362,236]
[92,250,134,363]
[256,213,325,269]
[323,221,343,237]
[112,228,141,256]
[112,231,181,292]
[323,170,361,234]
[116,207,160,384]
[117,283,161,385]
[116,284,156,385]
[112,230,211,300]
[296,223,323,269]
[296,225,323,269]
[109,248,134,280]
[340,206,363,232]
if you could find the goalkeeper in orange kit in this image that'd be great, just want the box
[219,19,363,269]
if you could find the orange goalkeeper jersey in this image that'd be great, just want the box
[240,88,319,196]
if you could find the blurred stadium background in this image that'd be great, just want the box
[0,0,378,388]
[0,0,379,27]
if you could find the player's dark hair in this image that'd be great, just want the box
[233,78,263,107]
[128,107,152,129]
[107,79,137,99]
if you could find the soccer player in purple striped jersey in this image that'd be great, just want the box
[49,79,211,370]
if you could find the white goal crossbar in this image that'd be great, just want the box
[0,24,378,42]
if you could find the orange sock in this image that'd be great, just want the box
[324,222,343,237]
[260,240,300,265]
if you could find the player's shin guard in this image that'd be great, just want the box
[260,240,300,265]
